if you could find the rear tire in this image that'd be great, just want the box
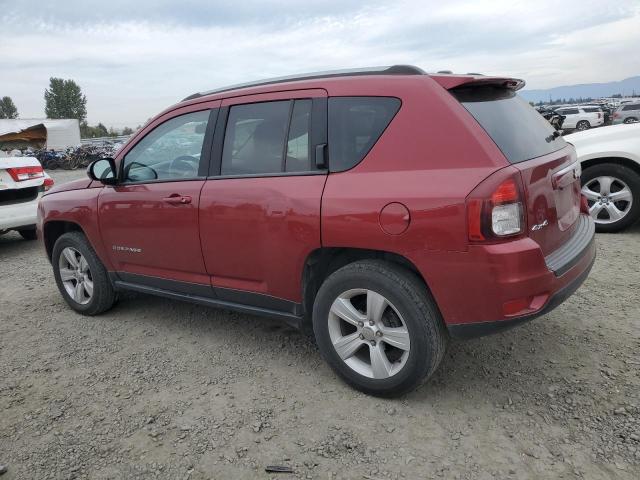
[312,260,447,397]
[52,231,116,315]
[581,163,640,232]
[624,117,638,124]
[18,228,37,240]
[576,120,590,131]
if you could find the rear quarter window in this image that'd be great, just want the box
[453,86,567,164]
[328,97,400,172]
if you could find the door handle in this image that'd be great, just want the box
[162,194,192,205]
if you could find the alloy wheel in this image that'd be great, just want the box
[58,247,94,305]
[582,176,633,225]
[327,289,410,379]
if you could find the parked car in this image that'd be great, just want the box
[612,102,640,125]
[581,104,612,124]
[565,123,640,232]
[38,66,596,396]
[0,155,53,239]
[555,106,605,130]
[538,107,565,130]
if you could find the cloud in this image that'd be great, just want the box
[1,0,638,127]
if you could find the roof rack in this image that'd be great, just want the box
[182,65,426,101]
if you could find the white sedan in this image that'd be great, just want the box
[565,123,640,232]
[0,155,54,240]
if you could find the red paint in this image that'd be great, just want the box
[38,72,594,330]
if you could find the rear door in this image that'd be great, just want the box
[199,89,328,306]
[453,86,581,255]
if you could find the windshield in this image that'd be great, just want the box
[453,86,567,164]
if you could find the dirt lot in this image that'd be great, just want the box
[1,169,638,480]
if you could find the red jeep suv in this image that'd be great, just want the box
[38,65,595,396]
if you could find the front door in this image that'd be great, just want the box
[99,107,216,290]
[199,91,328,308]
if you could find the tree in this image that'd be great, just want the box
[44,78,87,121]
[0,96,18,119]
[79,121,109,139]
[122,126,134,135]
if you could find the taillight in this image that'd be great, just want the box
[6,165,44,181]
[467,169,526,243]
[597,113,602,119]
[44,177,55,191]
[613,112,620,119]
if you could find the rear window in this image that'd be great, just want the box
[328,97,400,172]
[453,86,567,164]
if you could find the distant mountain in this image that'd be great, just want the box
[520,76,640,103]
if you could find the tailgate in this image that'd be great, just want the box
[513,146,581,255]
[449,83,580,256]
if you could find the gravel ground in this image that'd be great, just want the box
[1,169,639,480]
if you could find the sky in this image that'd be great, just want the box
[2,0,639,128]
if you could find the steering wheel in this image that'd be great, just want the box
[169,155,198,177]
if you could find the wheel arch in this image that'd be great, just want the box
[300,247,434,330]
[43,220,85,261]
[581,156,640,179]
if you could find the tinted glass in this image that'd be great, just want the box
[123,111,209,182]
[453,87,567,164]
[582,107,600,113]
[222,101,290,175]
[328,97,401,172]
[623,104,640,111]
[286,100,312,172]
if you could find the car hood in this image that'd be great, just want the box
[43,177,94,196]
[564,122,640,163]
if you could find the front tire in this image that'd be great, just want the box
[312,260,447,397]
[52,232,116,315]
[581,163,640,232]
[624,117,638,124]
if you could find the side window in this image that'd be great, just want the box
[328,97,401,172]
[123,110,209,182]
[221,100,313,176]
[286,100,312,172]
[623,104,640,111]
[564,108,579,115]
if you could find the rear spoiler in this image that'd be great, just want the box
[430,74,525,91]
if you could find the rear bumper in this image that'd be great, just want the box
[415,214,596,338]
[0,196,40,231]
[448,249,595,338]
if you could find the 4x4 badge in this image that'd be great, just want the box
[531,219,549,231]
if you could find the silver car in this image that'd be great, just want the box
[612,102,640,124]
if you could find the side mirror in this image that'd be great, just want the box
[87,158,117,185]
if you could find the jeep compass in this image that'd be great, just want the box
[38,65,596,396]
